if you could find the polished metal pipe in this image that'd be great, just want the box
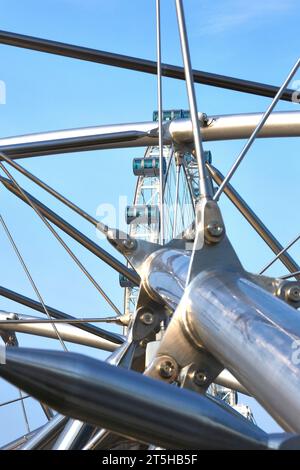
[0,347,268,449]
[0,285,124,345]
[0,29,296,101]
[169,110,300,143]
[0,311,119,351]
[1,111,300,160]
[0,428,39,450]
[214,370,249,396]
[175,0,212,199]
[206,164,300,277]
[0,130,151,159]
[20,414,69,450]
[142,247,189,310]
[52,419,95,450]
[181,269,300,432]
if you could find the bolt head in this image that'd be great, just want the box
[122,238,136,251]
[159,360,175,379]
[286,286,300,302]
[207,221,224,237]
[193,370,208,386]
[140,312,154,325]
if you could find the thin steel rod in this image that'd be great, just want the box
[0,154,105,230]
[175,0,211,199]
[19,389,30,434]
[260,232,300,275]
[173,164,181,237]
[156,0,164,244]
[0,156,121,315]
[0,285,124,345]
[0,29,296,102]
[207,163,300,278]
[0,394,30,407]
[0,316,122,325]
[0,213,67,350]
[20,414,69,450]
[0,312,121,351]
[280,271,300,280]
[214,58,300,201]
[0,428,39,450]
[0,175,140,286]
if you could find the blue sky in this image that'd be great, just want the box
[0,0,299,444]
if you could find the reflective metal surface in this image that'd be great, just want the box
[20,414,68,450]
[0,29,296,101]
[182,269,300,432]
[0,347,269,449]
[0,111,300,160]
[0,311,119,351]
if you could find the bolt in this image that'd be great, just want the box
[206,221,224,238]
[159,360,176,379]
[140,312,154,325]
[286,286,300,303]
[193,370,208,386]
[139,339,150,348]
[122,238,136,251]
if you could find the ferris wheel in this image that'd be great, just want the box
[0,0,300,451]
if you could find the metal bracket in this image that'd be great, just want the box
[248,273,300,309]
[0,312,18,346]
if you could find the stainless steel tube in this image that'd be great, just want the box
[182,269,300,432]
[0,29,296,101]
[20,414,69,450]
[0,312,119,351]
[0,347,269,449]
[1,111,300,160]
